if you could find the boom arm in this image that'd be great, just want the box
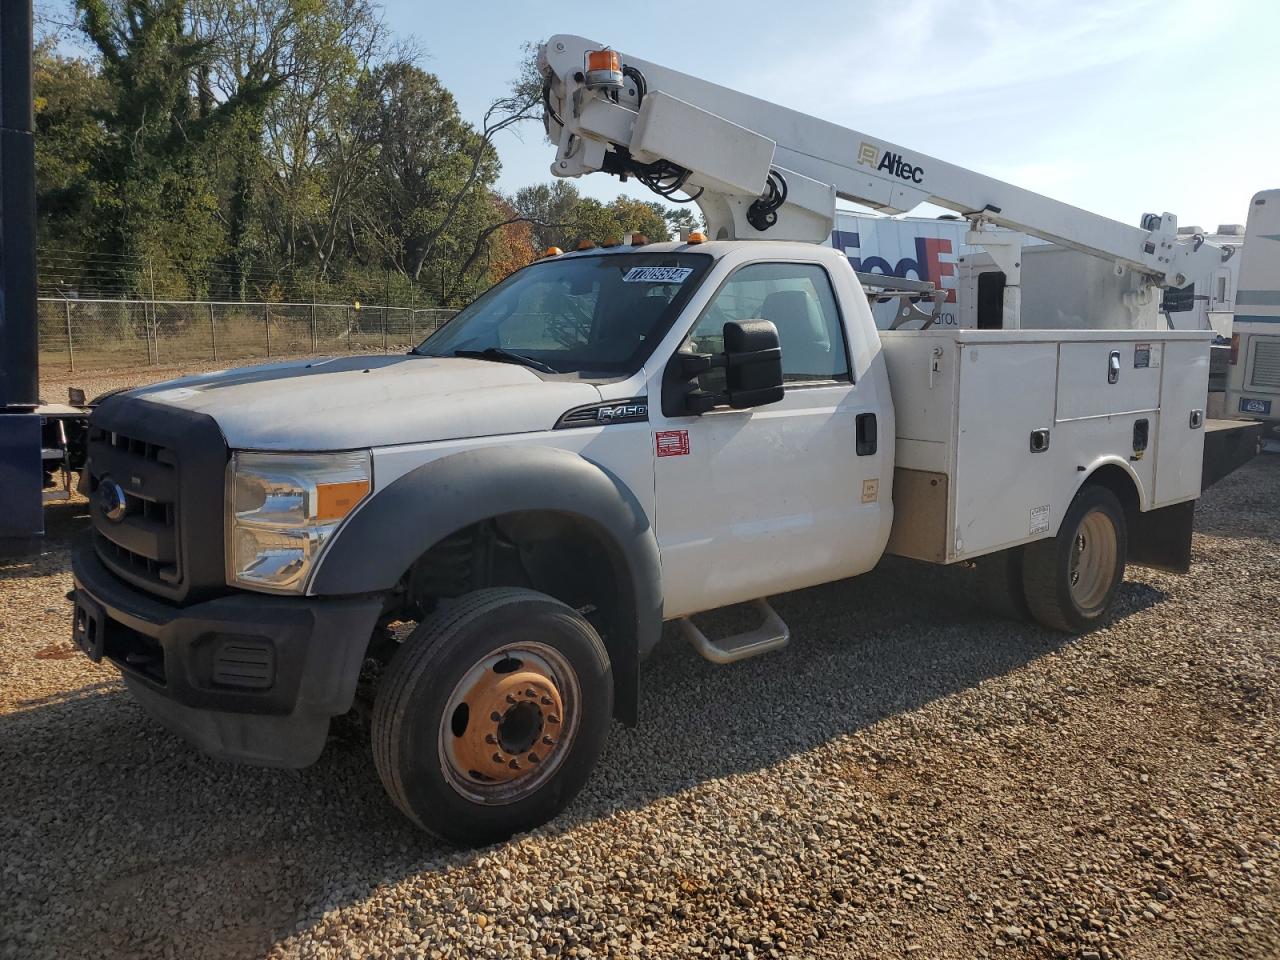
[539,35,1231,316]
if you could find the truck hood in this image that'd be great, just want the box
[125,355,603,449]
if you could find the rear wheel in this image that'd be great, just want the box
[372,588,612,845]
[1021,485,1127,633]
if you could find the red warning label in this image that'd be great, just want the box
[655,430,690,457]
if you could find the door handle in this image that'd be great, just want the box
[1030,428,1051,453]
[1108,350,1121,384]
[856,413,877,456]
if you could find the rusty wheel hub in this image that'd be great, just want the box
[439,644,578,803]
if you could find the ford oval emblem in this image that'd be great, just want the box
[97,477,128,523]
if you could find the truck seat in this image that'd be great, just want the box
[760,290,834,377]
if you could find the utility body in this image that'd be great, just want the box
[69,36,1259,843]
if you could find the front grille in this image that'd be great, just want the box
[88,428,182,588]
[1250,339,1280,391]
[87,396,229,605]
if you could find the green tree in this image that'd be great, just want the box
[33,41,109,257]
[255,0,389,282]
[75,0,289,291]
[511,180,581,252]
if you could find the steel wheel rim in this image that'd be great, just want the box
[438,641,580,805]
[1069,509,1118,611]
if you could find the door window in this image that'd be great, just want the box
[686,262,850,384]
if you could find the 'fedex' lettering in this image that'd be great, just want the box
[832,231,957,304]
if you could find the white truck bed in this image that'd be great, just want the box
[880,328,1212,564]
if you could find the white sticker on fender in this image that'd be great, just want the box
[1029,504,1051,536]
[622,266,693,283]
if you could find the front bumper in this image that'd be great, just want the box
[71,533,384,767]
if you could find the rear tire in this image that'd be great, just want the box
[372,587,612,845]
[1021,485,1127,633]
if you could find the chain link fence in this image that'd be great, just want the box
[37,298,457,374]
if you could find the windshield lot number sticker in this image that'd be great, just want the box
[656,430,690,457]
[623,266,693,283]
[1030,504,1051,536]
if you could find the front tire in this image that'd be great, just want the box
[372,588,612,845]
[1021,485,1127,633]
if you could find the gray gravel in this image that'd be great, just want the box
[1,405,1276,958]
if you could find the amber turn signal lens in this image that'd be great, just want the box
[315,479,370,522]
[543,246,563,257]
[686,231,707,244]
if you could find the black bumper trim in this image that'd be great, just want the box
[72,532,385,767]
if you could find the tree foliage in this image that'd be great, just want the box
[35,2,703,307]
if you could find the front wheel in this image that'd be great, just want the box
[372,588,612,845]
[1021,485,1127,633]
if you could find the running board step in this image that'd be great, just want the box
[678,598,790,664]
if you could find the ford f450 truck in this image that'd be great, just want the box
[69,36,1259,843]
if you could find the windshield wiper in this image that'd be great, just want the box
[452,347,559,375]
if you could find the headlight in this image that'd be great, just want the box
[226,450,371,593]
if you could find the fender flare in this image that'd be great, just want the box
[1073,455,1149,516]
[308,445,664,722]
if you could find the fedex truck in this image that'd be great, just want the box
[831,212,1243,335]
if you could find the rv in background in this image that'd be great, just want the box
[1221,190,1280,446]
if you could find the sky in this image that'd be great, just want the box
[382,0,1278,231]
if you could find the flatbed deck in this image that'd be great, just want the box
[1203,419,1268,490]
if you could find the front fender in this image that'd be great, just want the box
[308,443,664,663]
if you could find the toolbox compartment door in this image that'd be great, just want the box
[952,341,1059,558]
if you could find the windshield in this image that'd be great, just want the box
[414,252,712,376]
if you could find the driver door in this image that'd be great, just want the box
[650,260,883,619]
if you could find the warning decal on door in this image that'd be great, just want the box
[1029,504,1051,536]
[656,430,690,457]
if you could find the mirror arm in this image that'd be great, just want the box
[678,351,721,377]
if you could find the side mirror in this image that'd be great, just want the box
[663,319,785,416]
[723,320,785,408]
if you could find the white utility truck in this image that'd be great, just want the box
[1225,190,1280,447]
[70,36,1253,843]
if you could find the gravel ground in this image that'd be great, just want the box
[1,369,1276,959]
